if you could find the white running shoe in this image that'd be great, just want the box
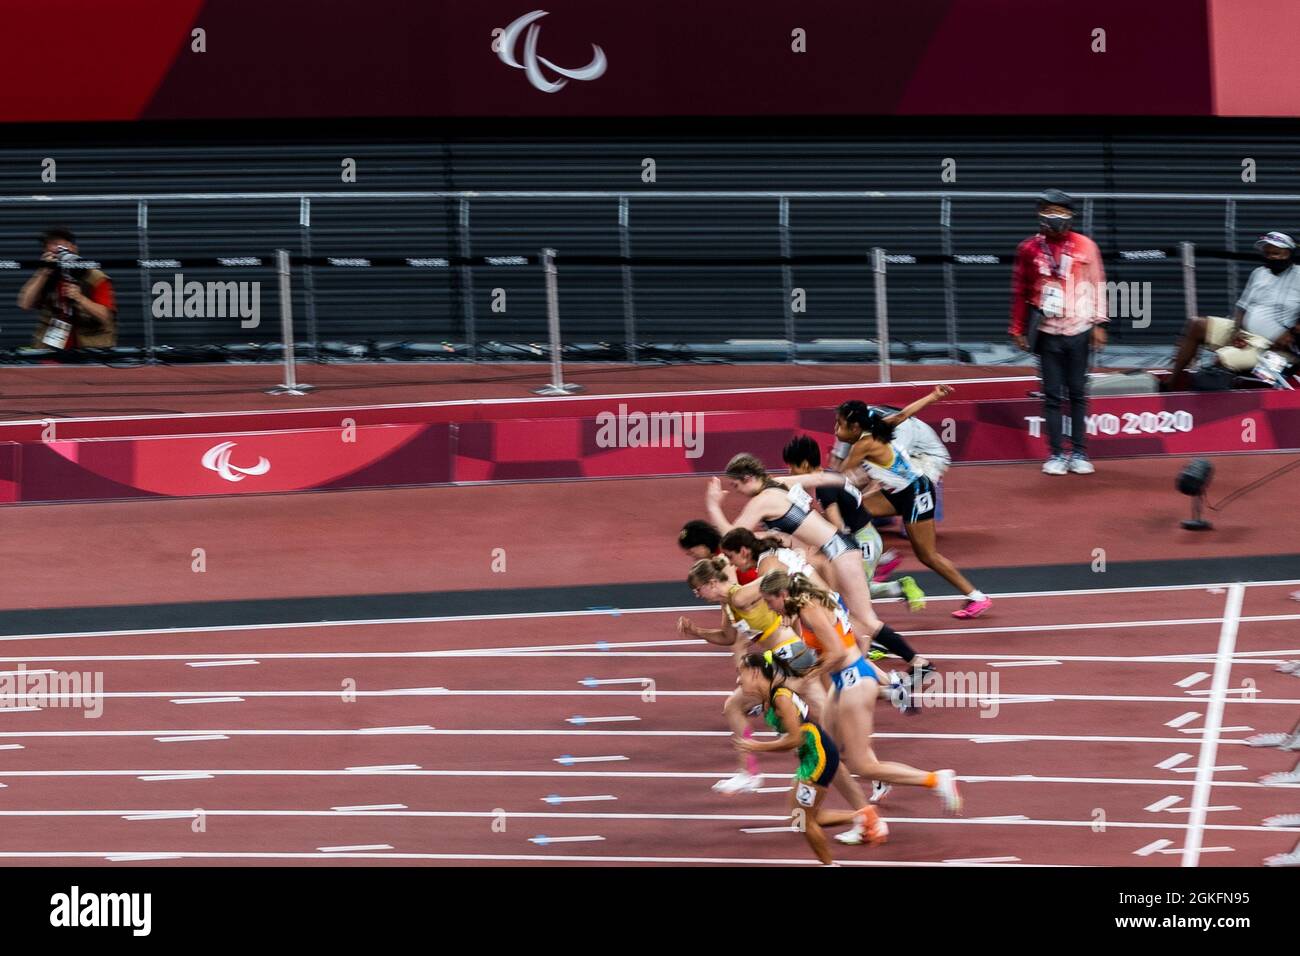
[1042,456,1068,476]
[835,811,888,845]
[712,771,763,795]
[1068,454,1095,475]
[870,779,892,804]
[935,769,963,815]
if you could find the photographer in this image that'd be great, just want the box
[17,227,117,350]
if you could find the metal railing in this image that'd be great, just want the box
[2,189,1297,387]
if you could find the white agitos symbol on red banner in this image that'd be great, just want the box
[201,441,271,482]
[498,9,607,93]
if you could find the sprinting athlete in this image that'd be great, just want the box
[706,455,917,673]
[682,557,818,795]
[734,654,888,863]
[832,387,992,620]
[782,435,926,612]
[678,519,758,584]
[760,571,963,820]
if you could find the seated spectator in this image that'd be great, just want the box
[1167,231,1299,390]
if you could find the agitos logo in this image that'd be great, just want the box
[496,9,607,93]
[201,441,271,483]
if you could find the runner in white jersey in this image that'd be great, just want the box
[831,386,993,620]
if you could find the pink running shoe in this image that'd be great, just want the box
[951,597,992,619]
[873,552,902,582]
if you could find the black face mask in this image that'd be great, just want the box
[1039,214,1072,236]
[1265,256,1292,274]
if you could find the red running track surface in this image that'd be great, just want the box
[0,495,1297,866]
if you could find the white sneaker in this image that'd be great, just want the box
[870,779,892,804]
[1068,454,1095,475]
[1042,456,1068,476]
[935,769,963,815]
[712,771,762,795]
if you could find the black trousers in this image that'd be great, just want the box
[1037,329,1091,457]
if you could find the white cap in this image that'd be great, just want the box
[1254,231,1296,251]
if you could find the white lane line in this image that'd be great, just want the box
[0,579,1295,645]
[988,660,1061,668]
[1172,765,1248,774]
[105,853,183,862]
[1179,726,1254,734]
[0,728,1269,746]
[0,768,1292,788]
[136,773,213,781]
[1176,673,1211,688]
[528,835,605,846]
[566,716,640,725]
[1144,796,1183,812]
[1156,753,1194,770]
[1166,806,1240,814]
[1134,839,1174,856]
[331,804,408,812]
[542,795,618,805]
[944,856,1022,864]
[356,725,435,734]
[186,660,259,668]
[1167,712,1202,728]
[1162,846,1234,855]
[741,826,799,834]
[169,697,244,705]
[579,678,651,687]
[1182,582,1243,869]
[0,669,56,677]
[122,812,197,821]
[318,844,393,853]
[0,744,22,751]
[555,755,629,766]
[154,735,229,743]
[0,707,40,713]
[345,764,421,772]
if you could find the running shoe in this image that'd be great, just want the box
[935,769,963,815]
[1068,453,1095,475]
[835,809,889,846]
[867,648,888,661]
[1264,849,1300,867]
[870,779,892,804]
[1278,661,1300,674]
[712,771,763,795]
[952,596,992,619]
[1042,455,1068,476]
[899,575,927,612]
[873,551,902,582]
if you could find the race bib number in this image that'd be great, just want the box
[914,491,935,514]
[42,318,71,350]
[859,538,876,562]
[1039,282,1065,318]
[838,665,861,689]
[795,782,817,808]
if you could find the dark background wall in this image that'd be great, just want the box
[1,118,1298,353]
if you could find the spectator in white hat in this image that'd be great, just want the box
[1167,231,1300,389]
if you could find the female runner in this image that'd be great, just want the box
[706,454,916,675]
[831,386,991,619]
[760,570,963,817]
[734,654,887,864]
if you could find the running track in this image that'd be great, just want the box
[0,579,1296,867]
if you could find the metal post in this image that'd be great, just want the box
[1225,199,1239,308]
[618,196,637,364]
[458,198,477,361]
[533,248,581,395]
[136,200,156,362]
[1180,241,1199,324]
[1081,196,1095,237]
[268,248,313,395]
[778,195,796,363]
[872,246,891,384]
[299,197,319,362]
[939,197,959,362]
